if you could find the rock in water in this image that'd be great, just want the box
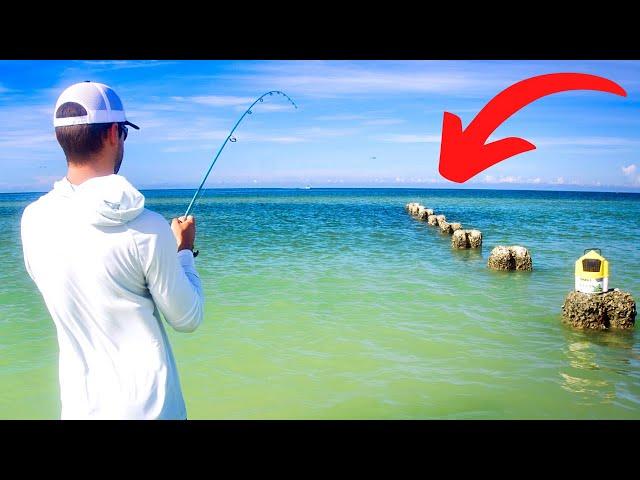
[405,202,420,213]
[488,246,514,269]
[601,291,637,329]
[450,223,462,232]
[468,230,482,248]
[417,206,433,220]
[451,229,483,249]
[427,215,439,226]
[435,215,447,226]
[439,220,453,234]
[487,245,532,271]
[562,290,636,330]
[451,230,468,248]
[511,246,532,271]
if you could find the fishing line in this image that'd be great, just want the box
[183,91,298,219]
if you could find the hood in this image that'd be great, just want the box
[52,174,145,226]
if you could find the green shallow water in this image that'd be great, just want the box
[1,187,639,419]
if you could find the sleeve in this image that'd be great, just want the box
[136,217,204,333]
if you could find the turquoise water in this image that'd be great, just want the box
[1,188,639,419]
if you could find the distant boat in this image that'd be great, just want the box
[303,185,312,190]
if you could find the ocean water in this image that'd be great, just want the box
[1,187,639,419]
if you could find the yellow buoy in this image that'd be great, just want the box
[575,249,609,294]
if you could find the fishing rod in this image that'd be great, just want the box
[183,90,298,219]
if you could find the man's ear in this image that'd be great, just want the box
[107,123,119,146]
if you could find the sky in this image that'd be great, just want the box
[1,60,639,193]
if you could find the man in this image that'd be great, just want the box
[20,81,204,420]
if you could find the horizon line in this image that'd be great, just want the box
[3,185,640,196]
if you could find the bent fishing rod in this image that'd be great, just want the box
[182,90,298,220]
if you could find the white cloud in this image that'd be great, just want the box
[362,119,405,126]
[0,132,57,149]
[172,95,296,112]
[621,164,640,185]
[534,136,640,147]
[0,103,53,125]
[80,60,176,70]
[162,145,214,153]
[164,128,307,144]
[298,126,360,137]
[159,119,360,147]
[234,133,306,143]
[499,176,521,183]
[480,176,561,185]
[316,114,404,126]
[379,134,440,143]
[230,61,523,98]
[551,177,565,185]
[404,177,441,184]
[165,129,230,142]
[127,100,199,113]
[234,103,294,113]
[481,175,522,184]
[316,114,368,121]
[173,95,255,107]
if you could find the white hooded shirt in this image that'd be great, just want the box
[20,174,204,419]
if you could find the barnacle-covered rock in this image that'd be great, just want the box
[562,290,636,330]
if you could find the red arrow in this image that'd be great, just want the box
[438,73,627,183]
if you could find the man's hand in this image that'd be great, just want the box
[171,215,196,252]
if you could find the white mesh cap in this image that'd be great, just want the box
[53,81,140,129]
